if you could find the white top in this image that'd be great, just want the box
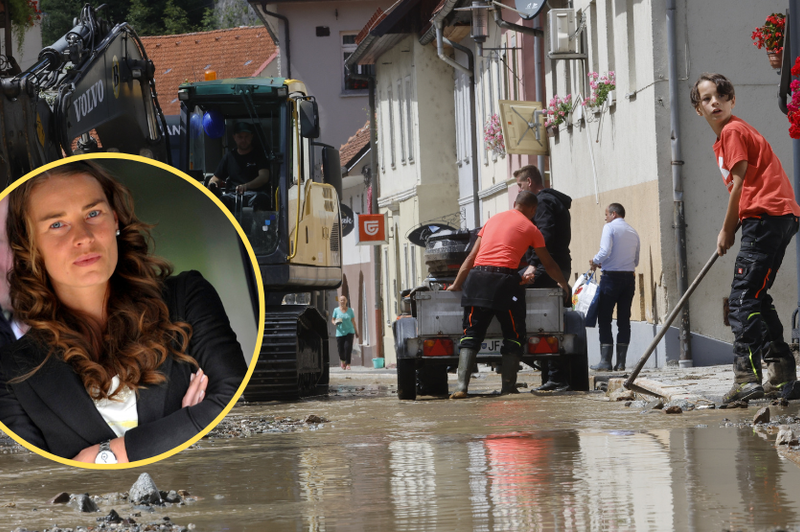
[593,218,640,272]
[92,376,139,437]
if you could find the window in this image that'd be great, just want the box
[384,247,391,318]
[397,80,406,164]
[342,33,372,92]
[388,86,396,168]
[411,245,417,287]
[404,243,410,290]
[405,76,414,163]
[378,90,385,172]
[360,277,369,345]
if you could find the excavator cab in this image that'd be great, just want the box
[177,77,343,399]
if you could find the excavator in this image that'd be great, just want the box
[0,4,168,184]
[0,5,343,400]
[177,78,343,400]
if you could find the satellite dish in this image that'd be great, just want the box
[407,223,459,247]
[515,0,547,20]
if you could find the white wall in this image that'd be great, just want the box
[545,0,797,359]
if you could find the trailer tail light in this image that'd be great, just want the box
[423,338,454,356]
[528,335,559,354]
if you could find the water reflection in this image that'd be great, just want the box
[2,403,800,531]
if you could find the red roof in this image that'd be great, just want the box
[140,27,278,115]
[340,121,371,168]
[356,8,387,44]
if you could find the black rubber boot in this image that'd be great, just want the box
[591,344,613,371]
[764,342,800,398]
[614,344,628,371]
[450,348,478,399]
[500,354,521,395]
[536,358,570,391]
[722,351,764,404]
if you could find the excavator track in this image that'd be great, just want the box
[244,305,329,401]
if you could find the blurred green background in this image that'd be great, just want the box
[97,158,259,366]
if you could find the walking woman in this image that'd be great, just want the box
[332,295,358,370]
[0,161,248,463]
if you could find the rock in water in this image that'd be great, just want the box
[609,388,635,401]
[753,406,770,425]
[776,425,799,446]
[664,405,683,414]
[129,473,162,505]
[48,492,70,504]
[98,509,122,523]
[71,493,99,512]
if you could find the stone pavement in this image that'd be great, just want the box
[601,364,735,405]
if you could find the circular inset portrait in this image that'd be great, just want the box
[0,154,263,468]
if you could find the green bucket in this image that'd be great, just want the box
[372,357,385,369]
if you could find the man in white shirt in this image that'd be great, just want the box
[589,203,640,371]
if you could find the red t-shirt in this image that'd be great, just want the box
[714,116,800,219]
[475,209,545,268]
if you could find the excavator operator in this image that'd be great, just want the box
[208,121,270,196]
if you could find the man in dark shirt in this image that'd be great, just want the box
[514,165,573,391]
[209,121,270,194]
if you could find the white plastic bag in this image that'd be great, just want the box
[572,270,600,327]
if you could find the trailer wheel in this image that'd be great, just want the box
[564,310,590,391]
[397,359,417,400]
[417,363,449,396]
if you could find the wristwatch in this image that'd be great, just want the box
[95,440,118,464]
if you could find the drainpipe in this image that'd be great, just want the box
[492,9,546,178]
[666,0,692,367]
[442,35,481,229]
[259,4,291,79]
[348,69,384,358]
[533,14,546,179]
[492,7,543,37]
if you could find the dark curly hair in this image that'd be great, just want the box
[7,160,195,399]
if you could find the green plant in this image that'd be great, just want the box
[8,0,41,53]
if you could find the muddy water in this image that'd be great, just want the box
[2,388,800,531]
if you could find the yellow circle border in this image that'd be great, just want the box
[0,152,266,469]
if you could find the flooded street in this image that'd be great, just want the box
[2,378,800,531]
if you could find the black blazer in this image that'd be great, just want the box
[0,271,248,462]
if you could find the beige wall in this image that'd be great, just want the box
[570,181,665,323]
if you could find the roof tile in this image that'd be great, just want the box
[140,26,277,115]
[339,120,371,168]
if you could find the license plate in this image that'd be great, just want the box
[479,338,503,355]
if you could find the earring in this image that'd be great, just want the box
[116,229,120,236]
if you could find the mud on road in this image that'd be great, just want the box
[2,368,800,531]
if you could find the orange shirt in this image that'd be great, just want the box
[475,209,545,268]
[714,116,800,219]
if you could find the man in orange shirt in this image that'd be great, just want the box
[447,191,571,398]
[693,72,800,403]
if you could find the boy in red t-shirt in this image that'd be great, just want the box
[692,72,800,403]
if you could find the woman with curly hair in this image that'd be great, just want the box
[0,161,248,463]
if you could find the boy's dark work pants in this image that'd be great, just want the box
[597,271,636,345]
[729,214,799,382]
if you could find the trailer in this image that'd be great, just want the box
[393,287,589,400]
